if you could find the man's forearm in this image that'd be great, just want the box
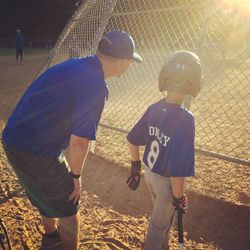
[69,135,90,175]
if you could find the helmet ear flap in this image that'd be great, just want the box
[187,80,201,97]
[158,77,168,92]
[188,81,196,97]
[158,66,169,92]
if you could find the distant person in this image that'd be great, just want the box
[126,51,202,249]
[2,30,142,250]
[46,40,53,51]
[15,29,24,65]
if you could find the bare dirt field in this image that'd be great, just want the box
[0,52,249,249]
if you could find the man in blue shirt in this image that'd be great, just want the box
[126,51,202,249]
[15,29,24,65]
[2,30,142,250]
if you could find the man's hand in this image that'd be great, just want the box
[126,160,141,191]
[68,176,82,204]
[68,135,89,204]
[173,194,188,213]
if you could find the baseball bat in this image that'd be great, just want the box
[0,217,12,250]
[178,208,184,250]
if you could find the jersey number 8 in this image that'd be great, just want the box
[147,140,160,169]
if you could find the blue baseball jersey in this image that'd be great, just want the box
[3,55,108,157]
[127,99,195,177]
[15,33,23,48]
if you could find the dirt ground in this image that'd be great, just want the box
[0,52,249,250]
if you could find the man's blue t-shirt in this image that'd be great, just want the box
[127,100,195,177]
[3,55,109,157]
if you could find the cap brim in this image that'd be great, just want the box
[133,52,143,63]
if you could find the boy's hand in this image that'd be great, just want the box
[173,194,188,213]
[126,160,141,191]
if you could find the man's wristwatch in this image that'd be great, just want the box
[70,171,81,179]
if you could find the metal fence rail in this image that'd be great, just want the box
[0,39,56,48]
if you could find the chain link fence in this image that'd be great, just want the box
[42,0,250,205]
[0,39,56,49]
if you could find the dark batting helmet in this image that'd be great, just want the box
[158,51,202,97]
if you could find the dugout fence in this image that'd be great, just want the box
[41,0,250,205]
[0,39,56,49]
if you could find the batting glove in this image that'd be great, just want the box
[173,194,188,213]
[126,160,142,191]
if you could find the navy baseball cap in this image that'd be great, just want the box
[97,30,143,63]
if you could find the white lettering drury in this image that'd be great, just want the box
[149,126,171,147]
[149,126,154,136]
[163,135,170,146]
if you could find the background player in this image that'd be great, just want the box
[14,29,24,65]
[126,51,202,249]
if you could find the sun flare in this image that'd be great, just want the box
[218,0,250,19]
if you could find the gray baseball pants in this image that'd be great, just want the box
[144,166,176,250]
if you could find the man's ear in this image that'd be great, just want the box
[114,59,123,68]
